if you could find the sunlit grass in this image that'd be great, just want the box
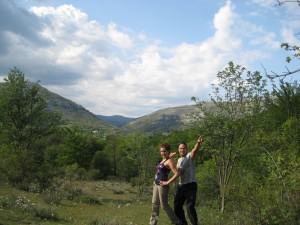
[0,181,244,225]
[0,181,161,225]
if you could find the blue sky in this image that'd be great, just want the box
[0,0,299,117]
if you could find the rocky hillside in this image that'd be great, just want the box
[121,105,200,133]
[38,86,115,133]
[39,85,201,134]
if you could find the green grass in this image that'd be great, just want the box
[0,181,250,225]
[0,181,171,225]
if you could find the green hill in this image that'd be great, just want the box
[121,105,199,133]
[38,86,116,134]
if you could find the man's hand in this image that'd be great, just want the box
[197,136,203,144]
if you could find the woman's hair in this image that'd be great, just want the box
[160,143,171,152]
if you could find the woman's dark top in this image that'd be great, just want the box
[154,159,170,185]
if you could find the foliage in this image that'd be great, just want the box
[191,61,268,213]
[0,67,61,188]
[0,193,59,222]
[281,42,300,63]
[265,79,300,122]
[117,133,155,194]
[0,67,60,150]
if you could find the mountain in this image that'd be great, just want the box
[121,105,199,133]
[38,86,116,133]
[40,84,200,133]
[96,115,135,127]
[1,82,200,134]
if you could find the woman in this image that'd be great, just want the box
[149,143,182,225]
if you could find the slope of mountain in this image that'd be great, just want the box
[97,115,135,127]
[38,86,115,133]
[121,105,199,133]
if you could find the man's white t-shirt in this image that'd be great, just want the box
[177,152,197,185]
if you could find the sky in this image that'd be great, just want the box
[0,0,299,117]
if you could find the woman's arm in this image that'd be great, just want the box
[160,158,179,186]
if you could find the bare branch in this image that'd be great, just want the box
[262,64,300,79]
[275,0,300,6]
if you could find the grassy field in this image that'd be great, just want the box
[0,180,242,225]
[0,181,174,225]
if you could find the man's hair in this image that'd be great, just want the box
[160,143,171,152]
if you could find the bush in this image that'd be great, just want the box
[74,195,102,204]
[0,194,59,221]
[42,189,62,205]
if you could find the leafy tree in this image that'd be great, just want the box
[56,127,105,170]
[251,79,300,224]
[265,79,300,122]
[118,133,154,194]
[244,117,300,225]
[90,150,112,179]
[227,77,300,224]
[0,67,61,188]
[191,61,268,212]
[104,134,120,176]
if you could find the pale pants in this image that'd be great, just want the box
[150,183,181,225]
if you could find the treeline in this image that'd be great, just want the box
[0,64,299,224]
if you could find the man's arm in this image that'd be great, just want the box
[190,136,203,159]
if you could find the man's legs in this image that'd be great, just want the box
[185,183,198,225]
[174,187,188,225]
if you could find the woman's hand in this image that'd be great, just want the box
[160,181,168,186]
[170,152,176,159]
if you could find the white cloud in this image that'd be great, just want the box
[281,27,300,46]
[107,23,133,49]
[0,0,296,117]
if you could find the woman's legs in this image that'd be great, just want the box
[150,184,160,225]
[159,185,182,225]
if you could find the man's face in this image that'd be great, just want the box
[178,144,187,157]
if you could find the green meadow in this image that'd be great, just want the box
[0,181,236,225]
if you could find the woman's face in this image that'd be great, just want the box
[160,147,169,158]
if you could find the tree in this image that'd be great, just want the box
[104,134,119,176]
[118,132,154,194]
[251,78,300,224]
[265,79,300,122]
[191,61,268,213]
[0,67,61,187]
[56,127,104,170]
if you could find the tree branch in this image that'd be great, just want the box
[275,0,300,6]
[262,64,300,79]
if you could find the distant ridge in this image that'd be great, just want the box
[121,105,198,133]
[96,115,135,127]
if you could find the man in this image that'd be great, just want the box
[174,136,203,225]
